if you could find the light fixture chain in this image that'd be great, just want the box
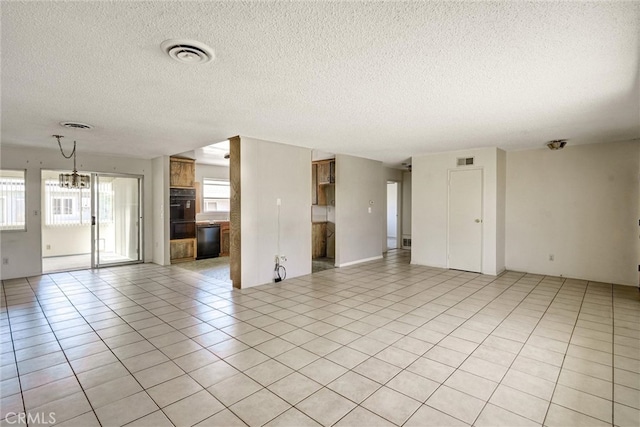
[53,135,76,160]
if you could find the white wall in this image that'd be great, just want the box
[195,163,229,182]
[506,140,639,286]
[0,144,154,280]
[42,226,91,257]
[412,147,502,275]
[496,149,506,274]
[335,154,385,266]
[152,156,170,266]
[239,137,312,288]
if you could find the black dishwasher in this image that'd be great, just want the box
[196,225,221,260]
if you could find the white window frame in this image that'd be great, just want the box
[0,169,26,231]
[202,178,230,213]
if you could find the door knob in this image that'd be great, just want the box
[475,219,481,223]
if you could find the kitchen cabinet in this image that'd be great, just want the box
[170,238,196,263]
[170,157,195,188]
[312,222,327,258]
[316,160,335,184]
[312,159,335,206]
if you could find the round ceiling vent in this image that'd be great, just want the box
[161,39,214,64]
[59,121,93,130]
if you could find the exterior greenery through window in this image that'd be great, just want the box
[203,179,230,212]
[0,169,26,231]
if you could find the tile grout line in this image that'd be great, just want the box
[539,278,590,426]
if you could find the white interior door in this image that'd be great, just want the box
[448,169,482,272]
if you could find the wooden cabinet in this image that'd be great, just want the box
[312,159,335,206]
[219,221,230,256]
[312,222,327,258]
[170,157,195,188]
[170,238,196,263]
[316,160,335,184]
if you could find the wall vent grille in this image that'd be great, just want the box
[457,157,474,166]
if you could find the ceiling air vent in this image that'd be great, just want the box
[161,39,215,64]
[457,157,474,166]
[59,121,93,130]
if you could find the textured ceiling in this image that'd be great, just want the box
[1,1,638,167]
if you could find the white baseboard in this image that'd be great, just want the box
[336,255,383,268]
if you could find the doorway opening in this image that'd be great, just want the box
[387,181,400,250]
[41,170,143,273]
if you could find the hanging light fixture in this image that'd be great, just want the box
[53,135,90,188]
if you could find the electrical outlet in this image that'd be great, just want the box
[280,255,287,262]
[549,254,554,261]
[2,258,8,265]
[46,245,51,250]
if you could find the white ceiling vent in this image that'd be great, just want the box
[161,39,214,64]
[59,121,93,130]
[457,157,474,166]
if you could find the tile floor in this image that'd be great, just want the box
[1,250,639,426]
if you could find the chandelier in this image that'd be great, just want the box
[53,135,90,189]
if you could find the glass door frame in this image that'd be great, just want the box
[91,172,144,268]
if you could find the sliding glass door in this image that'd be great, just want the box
[92,173,143,268]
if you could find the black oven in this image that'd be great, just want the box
[170,188,196,239]
[170,188,196,222]
[170,221,196,240]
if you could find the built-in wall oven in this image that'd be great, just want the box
[170,188,196,239]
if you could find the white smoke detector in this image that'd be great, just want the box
[161,39,215,64]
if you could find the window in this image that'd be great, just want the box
[0,170,26,231]
[202,178,230,212]
[44,179,110,226]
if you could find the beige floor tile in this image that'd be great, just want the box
[94,391,159,427]
[405,404,469,427]
[544,403,610,427]
[391,336,434,355]
[230,388,291,426]
[362,386,421,425]
[30,391,92,425]
[424,345,468,368]
[147,374,203,408]
[334,407,395,427]
[426,385,484,424]
[174,348,219,372]
[163,390,224,426]
[268,372,323,405]
[558,368,612,400]
[124,410,173,427]
[444,369,498,401]
[353,356,402,384]
[207,373,263,406]
[325,346,369,369]
[614,384,640,410]
[551,384,612,423]
[327,371,381,403]
[189,359,239,388]
[133,360,184,389]
[54,411,101,427]
[85,375,143,409]
[490,385,549,423]
[265,408,323,427]
[76,362,129,390]
[502,368,556,401]
[225,348,270,371]
[23,376,82,410]
[254,337,297,357]
[475,403,540,427]
[195,409,247,426]
[614,402,640,427]
[0,393,23,419]
[387,370,439,402]
[296,388,356,427]
[299,358,348,385]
